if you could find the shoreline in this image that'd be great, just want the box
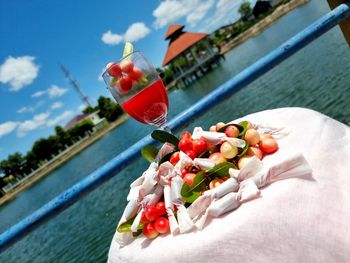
[0,114,129,207]
[220,0,309,54]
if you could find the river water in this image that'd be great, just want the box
[1,1,350,262]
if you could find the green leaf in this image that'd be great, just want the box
[141,145,158,163]
[218,123,243,133]
[206,162,236,179]
[132,229,143,237]
[151,129,179,147]
[237,121,250,138]
[217,121,250,139]
[181,172,208,203]
[237,141,249,158]
[117,217,144,233]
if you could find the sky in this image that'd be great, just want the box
[0,0,256,160]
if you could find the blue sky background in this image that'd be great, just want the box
[0,0,256,160]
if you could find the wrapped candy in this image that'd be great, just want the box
[193,158,215,170]
[187,177,239,221]
[164,184,179,235]
[170,153,195,233]
[188,152,312,229]
[192,127,246,148]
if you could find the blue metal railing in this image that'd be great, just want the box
[1,2,350,252]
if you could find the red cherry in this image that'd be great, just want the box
[155,202,167,216]
[169,152,180,165]
[178,138,193,152]
[184,150,196,160]
[140,213,149,224]
[192,138,207,156]
[144,206,159,222]
[128,67,143,81]
[120,60,134,73]
[154,217,170,234]
[259,138,278,154]
[180,131,192,140]
[118,76,133,93]
[143,222,159,239]
[107,62,122,78]
[225,125,240,138]
[181,167,190,177]
[183,173,196,186]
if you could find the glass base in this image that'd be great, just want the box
[151,114,167,128]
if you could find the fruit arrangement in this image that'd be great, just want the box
[116,120,281,240]
[105,42,148,94]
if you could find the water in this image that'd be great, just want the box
[1,1,350,261]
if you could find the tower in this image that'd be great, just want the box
[59,64,92,107]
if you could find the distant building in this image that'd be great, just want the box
[162,24,223,88]
[64,111,107,132]
[253,0,273,19]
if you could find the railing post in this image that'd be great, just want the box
[328,0,350,45]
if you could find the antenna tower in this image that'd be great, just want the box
[59,64,92,107]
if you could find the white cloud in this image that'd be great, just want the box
[31,85,68,99]
[51,101,64,110]
[48,85,68,98]
[124,23,151,42]
[200,0,256,32]
[32,90,46,98]
[102,30,123,45]
[17,100,45,114]
[152,0,214,28]
[17,106,35,114]
[0,121,18,138]
[47,111,74,127]
[0,56,40,91]
[186,0,214,26]
[17,112,50,137]
[101,22,151,46]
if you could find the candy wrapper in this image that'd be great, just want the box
[114,120,312,245]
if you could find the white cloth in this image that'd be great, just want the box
[108,107,350,263]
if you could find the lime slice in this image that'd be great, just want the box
[123,42,134,57]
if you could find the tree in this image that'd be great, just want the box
[68,119,94,138]
[238,2,252,21]
[82,106,96,114]
[97,96,123,122]
[55,126,72,147]
[31,138,59,162]
[0,152,26,178]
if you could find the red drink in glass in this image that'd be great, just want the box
[121,79,168,125]
[103,51,169,127]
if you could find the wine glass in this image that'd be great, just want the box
[102,51,168,128]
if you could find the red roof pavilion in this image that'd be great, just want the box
[162,24,208,66]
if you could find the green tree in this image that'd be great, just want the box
[24,151,39,173]
[55,126,72,148]
[82,106,96,114]
[0,176,7,197]
[97,96,123,122]
[238,2,252,21]
[68,119,94,138]
[0,152,26,178]
[31,137,59,162]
